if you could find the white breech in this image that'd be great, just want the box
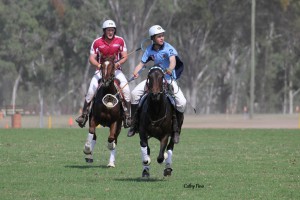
[85,69,131,103]
[131,79,187,113]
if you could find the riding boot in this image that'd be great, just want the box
[172,111,180,144]
[123,101,132,128]
[127,104,139,137]
[75,100,90,128]
[173,110,184,144]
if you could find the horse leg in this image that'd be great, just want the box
[157,135,168,164]
[140,134,151,178]
[83,133,97,163]
[107,122,119,168]
[83,121,97,163]
[164,139,174,177]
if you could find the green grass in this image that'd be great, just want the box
[0,128,299,200]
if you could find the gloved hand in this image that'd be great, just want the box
[165,68,172,75]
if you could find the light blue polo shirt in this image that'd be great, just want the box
[141,42,178,80]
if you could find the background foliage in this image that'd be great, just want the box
[1,0,300,115]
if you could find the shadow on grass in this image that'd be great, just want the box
[114,177,166,182]
[64,164,109,169]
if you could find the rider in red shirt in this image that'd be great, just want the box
[76,20,131,128]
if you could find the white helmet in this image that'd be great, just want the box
[102,20,116,29]
[149,25,165,37]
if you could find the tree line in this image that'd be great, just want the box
[0,0,299,116]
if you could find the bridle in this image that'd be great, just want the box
[146,66,169,126]
[146,66,166,95]
[101,60,115,87]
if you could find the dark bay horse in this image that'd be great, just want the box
[138,66,183,177]
[83,56,123,167]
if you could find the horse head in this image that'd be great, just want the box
[100,56,115,87]
[147,66,165,101]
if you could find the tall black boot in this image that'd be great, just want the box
[172,111,180,144]
[75,100,90,128]
[123,101,132,128]
[127,104,139,137]
[173,111,184,144]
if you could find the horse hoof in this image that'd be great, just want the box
[85,153,93,163]
[107,162,115,168]
[142,168,150,178]
[163,168,173,177]
[85,158,93,163]
[157,157,164,164]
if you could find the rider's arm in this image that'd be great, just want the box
[89,54,101,69]
[166,55,176,74]
[133,62,144,78]
[116,51,128,68]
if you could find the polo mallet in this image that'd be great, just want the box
[115,38,152,63]
[115,47,142,63]
[140,38,153,51]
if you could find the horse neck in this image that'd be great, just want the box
[96,80,117,101]
[104,79,117,92]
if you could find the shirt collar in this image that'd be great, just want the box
[101,34,115,44]
[151,42,165,51]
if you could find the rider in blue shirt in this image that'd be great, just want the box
[127,25,186,143]
[141,42,178,80]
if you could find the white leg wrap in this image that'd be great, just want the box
[86,133,93,143]
[165,150,173,168]
[91,140,96,152]
[107,149,116,168]
[83,133,94,154]
[141,147,151,166]
[109,149,116,163]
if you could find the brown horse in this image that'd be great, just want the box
[83,56,123,167]
[138,66,183,177]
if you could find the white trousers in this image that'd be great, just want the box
[131,79,186,113]
[85,69,131,103]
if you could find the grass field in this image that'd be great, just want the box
[0,128,299,200]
